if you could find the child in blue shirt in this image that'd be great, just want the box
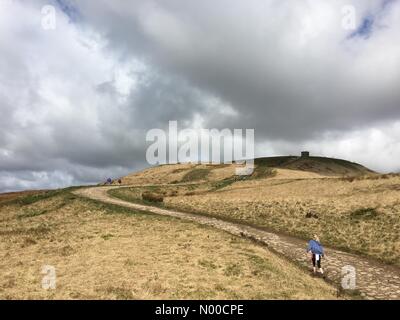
[307,235,325,276]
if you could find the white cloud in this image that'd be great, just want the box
[257,120,400,173]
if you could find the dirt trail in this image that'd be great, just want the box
[75,186,400,300]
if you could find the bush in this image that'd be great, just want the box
[350,208,378,220]
[305,211,319,219]
[181,169,210,182]
[142,192,164,203]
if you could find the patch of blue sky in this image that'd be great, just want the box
[348,0,397,40]
[54,0,80,23]
[349,15,374,39]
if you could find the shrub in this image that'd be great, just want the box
[142,192,164,203]
[305,211,319,219]
[181,169,210,182]
[249,166,276,180]
[350,208,378,220]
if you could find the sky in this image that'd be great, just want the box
[0,0,400,192]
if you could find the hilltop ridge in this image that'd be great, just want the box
[118,154,375,186]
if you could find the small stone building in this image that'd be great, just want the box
[301,151,310,158]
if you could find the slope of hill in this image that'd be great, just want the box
[118,155,375,185]
[0,187,338,299]
[109,156,400,266]
[119,163,240,185]
[254,156,374,176]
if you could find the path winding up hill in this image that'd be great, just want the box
[75,186,400,300]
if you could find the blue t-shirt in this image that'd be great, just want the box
[307,240,324,255]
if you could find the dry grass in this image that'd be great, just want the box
[0,190,47,205]
[116,155,373,186]
[117,163,239,185]
[112,165,400,266]
[162,175,400,265]
[0,189,337,299]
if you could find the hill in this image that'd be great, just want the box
[0,187,337,299]
[110,155,400,266]
[118,155,375,186]
[254,156,374,176]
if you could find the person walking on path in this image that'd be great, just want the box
[307,234,325,276]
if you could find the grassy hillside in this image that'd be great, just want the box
[0,188,337,299]
[118,155,374,186]
[110,157,400,266]
[254,156,374,176]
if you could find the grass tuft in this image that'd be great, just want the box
[181,168,211,182]
[350,208,378,220]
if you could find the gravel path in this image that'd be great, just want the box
[75,186,400,300]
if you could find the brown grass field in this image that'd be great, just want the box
[111,157,400,266]
[2,156,398,299]
[0,188,337,299]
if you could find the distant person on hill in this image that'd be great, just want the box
[307,234,325,276]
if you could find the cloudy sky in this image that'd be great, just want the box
[0,0,399,192]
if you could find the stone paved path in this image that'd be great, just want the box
[75,186,400,300]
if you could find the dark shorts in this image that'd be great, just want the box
[312,254,322,268]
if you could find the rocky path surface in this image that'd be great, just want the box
[75,186,400,300]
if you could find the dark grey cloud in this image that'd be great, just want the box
[0,0,400,192]
[75,0,400,140]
